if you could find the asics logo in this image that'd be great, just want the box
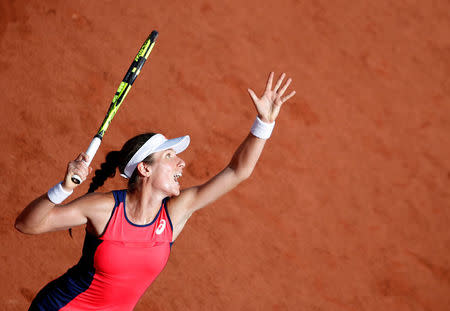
[156,219,166,235]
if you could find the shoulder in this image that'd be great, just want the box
[73,191,115,207]
[76,191,117,235]
[167,187,198,215]
[70,191,116,219]
[165,188,199,240]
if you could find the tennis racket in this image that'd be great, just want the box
[71,30,158,184]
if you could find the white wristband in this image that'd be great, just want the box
[47,182,73,204]
[250,116,275,139]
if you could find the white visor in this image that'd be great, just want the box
[121,133,190,179]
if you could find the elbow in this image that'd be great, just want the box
[14,220,27,234]
[14,219,28,234]
[235,168,252,182]
[14,219,39,235]
[228,162,254,183]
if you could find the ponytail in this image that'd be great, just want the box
[68,132,156,238]
[87,132,157,193]
[88,151,121,193]
[69,151,121,238]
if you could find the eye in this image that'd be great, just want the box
[166,152,173,158]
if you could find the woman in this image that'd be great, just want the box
[15,72,295,310]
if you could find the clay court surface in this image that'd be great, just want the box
[1,0,449,310]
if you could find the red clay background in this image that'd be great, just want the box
[1,0,449,310]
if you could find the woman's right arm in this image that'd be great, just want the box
[15,193,94,234]
[14,153,110,234]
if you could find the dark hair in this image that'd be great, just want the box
[88,132,157,193]
[69,133,157,238]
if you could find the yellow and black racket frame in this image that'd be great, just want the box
[71,30,158,184]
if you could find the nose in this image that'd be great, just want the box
[177,157,185,168]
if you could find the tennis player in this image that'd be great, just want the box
[15,72,295,310]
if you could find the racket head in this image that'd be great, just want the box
[96,31,158,138]
[71,31,158,185]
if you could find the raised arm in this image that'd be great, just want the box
[168,72,295,238]
[14,153,111,235]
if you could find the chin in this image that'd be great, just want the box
[169,184,181,197]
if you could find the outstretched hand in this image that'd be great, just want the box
[247,72,296,123]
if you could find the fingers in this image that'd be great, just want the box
[69,162,89,181]
[66,153,91,186]
[274,74,294,106]
[265,72,274,93]
[250,72,295,108]
[278,78,292,97]
[75,152,90,164]
[273,73,286,93]
[282,90,296,103]
[247,88,258,103]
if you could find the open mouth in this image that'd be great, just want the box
[173,172,182,183]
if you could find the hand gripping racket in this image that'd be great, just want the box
[71,31,158,184]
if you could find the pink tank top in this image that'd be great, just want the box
[52,190,173,310]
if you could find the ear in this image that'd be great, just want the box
[136,162,151,177]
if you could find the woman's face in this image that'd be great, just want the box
[148,149,185,196]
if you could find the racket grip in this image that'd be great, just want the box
[71,136,102,184]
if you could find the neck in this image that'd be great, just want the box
[126,179,166,225]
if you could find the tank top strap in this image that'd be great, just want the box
[162,197,174,233]
[99,190,127,239]
[112,189,127,206]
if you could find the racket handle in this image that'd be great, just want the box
[71,136,102,184]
